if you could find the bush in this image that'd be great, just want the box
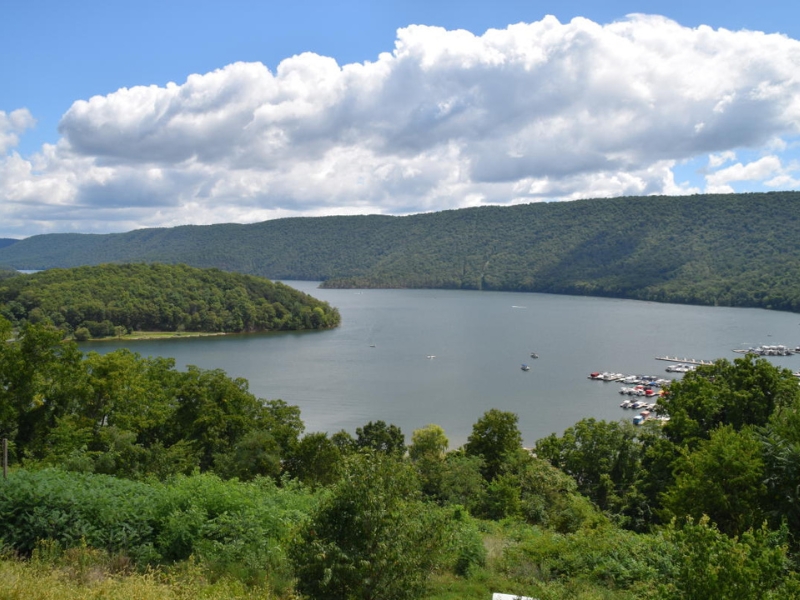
[0,468,317,592]
[291,453,448,600]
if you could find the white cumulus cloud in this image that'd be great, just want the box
[3,14,800,237]
[0,109,36,154]
[708,151,736,168]
[705,155,784,193]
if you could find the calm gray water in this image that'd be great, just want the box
[81,283,800,448]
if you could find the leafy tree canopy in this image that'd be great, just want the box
[464,408,523,481]
[290,453,447,600]
[661,355,800,447]
[355,420,406,456]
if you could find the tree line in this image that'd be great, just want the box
[0,263,340,339]
[2,192,800,312]
[2,317,800,598]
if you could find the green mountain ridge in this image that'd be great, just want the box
[2,191,800,311]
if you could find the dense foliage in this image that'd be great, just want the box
[2,321,800,598]
[0,265,18,280]
[2,192,800,311]
[0,469,312,587]
[0,263,340,338]
[0,318,309,477]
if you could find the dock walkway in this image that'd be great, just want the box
[655,356,714,366]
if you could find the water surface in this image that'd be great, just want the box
[83,283,800,447]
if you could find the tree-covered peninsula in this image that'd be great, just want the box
[1,191,800,311]
[0,263,340,339]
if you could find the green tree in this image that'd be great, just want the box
[261,398,304,458]
[355,420,405,456]
[82,349,177,442]
[0,321,87,458]
[169,366,268,471]
[513,453,606,532]
[409,423,449,461]
[213,429,282,481]
[464,408,522,481]
[290,453,447,600]
[662,355,800,447]
[409,424,449,499]
[661,425,766,537]
[284,431,343,488]
[331,429,356,453]
[535,418,642,513]
[661,516,795,600]
[438,452,487,513]
[760,400,800,539]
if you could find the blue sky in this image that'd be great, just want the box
[2,0,800,238]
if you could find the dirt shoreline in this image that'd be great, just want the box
[82,331,229,342]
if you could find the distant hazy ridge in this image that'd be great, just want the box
[1,192,799,311]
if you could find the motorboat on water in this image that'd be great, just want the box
[521,364,531,371]
[530,352,539,359]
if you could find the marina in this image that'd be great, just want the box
[732,345,798,356]
[588,371,671,385]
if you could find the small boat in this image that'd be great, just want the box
[426,355,436,359]
[530,352,539,359]
[521,364,531,371]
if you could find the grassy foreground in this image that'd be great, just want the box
[0,557,277,600]
[0,546,639,600]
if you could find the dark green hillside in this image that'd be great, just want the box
[0,263,340,338]
[2,192,800,310]
[0,238,18,249]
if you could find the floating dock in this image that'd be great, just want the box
[655,356,714,365]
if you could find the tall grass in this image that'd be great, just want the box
[0,553,283,599]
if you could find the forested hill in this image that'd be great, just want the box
[0,263,340,338]
[1,191,800,311]
[0,238,18,250]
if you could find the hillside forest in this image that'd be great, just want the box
[0,263,340,339]
[2,192,800,312]
[2,317,800,599]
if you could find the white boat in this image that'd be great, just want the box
[521,364,531,371]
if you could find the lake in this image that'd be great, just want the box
[81,283,800,448]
